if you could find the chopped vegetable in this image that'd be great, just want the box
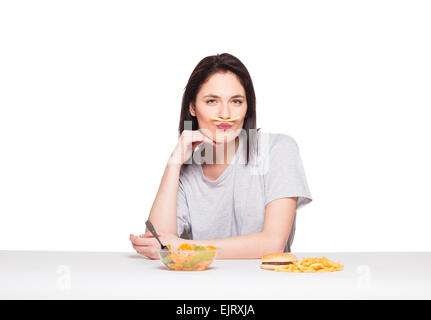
[159,243,217,271]
[177,243,194,251]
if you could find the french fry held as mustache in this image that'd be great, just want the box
[210,115,241,122]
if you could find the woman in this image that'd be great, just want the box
[130,53,312,259]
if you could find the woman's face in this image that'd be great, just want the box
[189,71,247,144]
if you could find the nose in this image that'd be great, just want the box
[218,103,231,120]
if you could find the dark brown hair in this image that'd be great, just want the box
[179,53,260,165]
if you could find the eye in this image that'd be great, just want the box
[233,99,243,104]
[206,99,217,104]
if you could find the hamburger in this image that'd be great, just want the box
[260,253,297,270]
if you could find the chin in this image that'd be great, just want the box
[213,130,240,144]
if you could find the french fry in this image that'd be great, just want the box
[273,257,344,273]
[209,115,241,122]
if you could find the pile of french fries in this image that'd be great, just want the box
[275,256,344,273]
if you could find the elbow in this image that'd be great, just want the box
[262,234,288,255]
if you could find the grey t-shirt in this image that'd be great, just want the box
[176,130,313,252]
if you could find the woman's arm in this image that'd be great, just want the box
[133,197,297,259]
[187,197,298,259]
[146,162,182,235]
[145,130,215,235]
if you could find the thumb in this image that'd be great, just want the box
[142,231,156,238]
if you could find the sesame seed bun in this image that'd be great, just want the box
[260,253,297,270]
[261,253,297,263]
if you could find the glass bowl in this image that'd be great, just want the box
[158,245,218,271]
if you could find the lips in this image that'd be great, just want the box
[216,123,232,130]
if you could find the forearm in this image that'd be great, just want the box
[147,161,182,234]
[187,232,286,259]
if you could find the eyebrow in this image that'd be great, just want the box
[203,94,245,99]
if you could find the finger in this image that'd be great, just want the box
[133,243,158,250]
[142,231,156,238]
[134,246,159,259]
[183,133,204,151]
[192,141,204,151]
[135,246,151,256]
[201,136,216,146]
[131,236,155,246]
[195,131,215,144]
[203,137,215,145]
[193,131,213,143]
[133,244,150,250]
[133,244,157,258]
[192,137,214,149]
[183,132,214,150]
[135,236,160,247]
[130,233,143,242]
[190,135,205,144]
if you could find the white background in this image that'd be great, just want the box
[0,1,430,252]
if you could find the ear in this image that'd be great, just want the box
[189,102,196,117]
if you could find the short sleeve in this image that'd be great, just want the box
[177,178,192,239]
[263,134,313,210]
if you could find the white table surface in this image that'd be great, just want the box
[1,251,430,299]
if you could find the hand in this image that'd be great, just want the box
[168,130,215,166]
[129,231,183,259]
